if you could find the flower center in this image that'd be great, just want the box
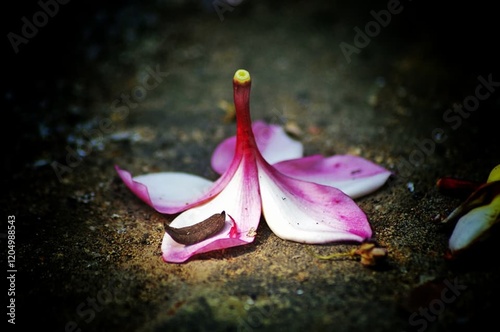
[234,69,251,84]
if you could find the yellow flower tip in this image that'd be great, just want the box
[487,164,500,183]
[234,69,251,85]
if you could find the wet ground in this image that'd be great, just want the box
[4,1,500,331]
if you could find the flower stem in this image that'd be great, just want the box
[233,69,257,153]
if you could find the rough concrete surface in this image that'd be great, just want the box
[3,1,500,331]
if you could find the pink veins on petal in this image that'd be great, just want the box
[115,69,390,263]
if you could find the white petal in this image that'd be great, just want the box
[133,172,213,207]
[326,172,392,198]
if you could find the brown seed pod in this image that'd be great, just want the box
[164,211,226,245]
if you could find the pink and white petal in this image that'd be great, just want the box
[210,136,236,175]
[252,121,303,165]
[115,165,229,214]
[273,155,392,198]
[162,156,262,263]
[257,158,372,244]
[161,218,249,263]
[211,120,303,174]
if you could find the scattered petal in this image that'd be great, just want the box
[273,155,392,198]
[448,195,500,253]
[258,157,372,244]
[115,166,218,214]
[439,164,500,257]
[447,181,500,255]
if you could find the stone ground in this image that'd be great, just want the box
[3,1,500,331]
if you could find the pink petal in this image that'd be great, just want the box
[257,157,372,244]
[115,163,235,214]
[162,155,262,263]
[211,120,303,174]
[273,155,392,198]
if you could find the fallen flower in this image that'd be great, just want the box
[115,69,391,263]
[439,164,500,257]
